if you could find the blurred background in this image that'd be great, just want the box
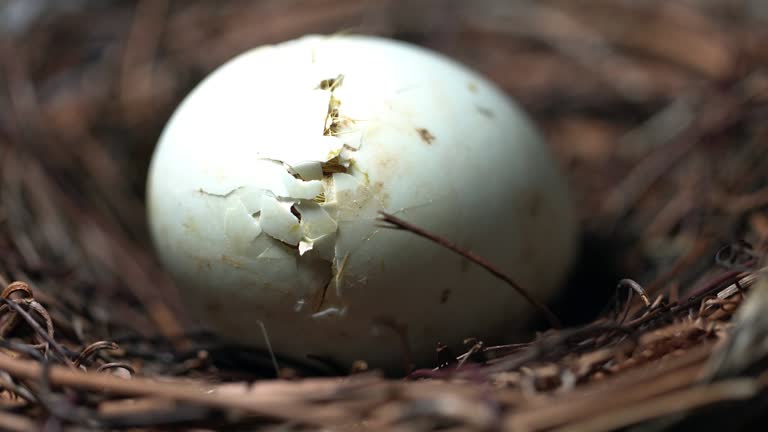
[0,0,767,374]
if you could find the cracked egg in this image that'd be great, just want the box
[147,35,576,372]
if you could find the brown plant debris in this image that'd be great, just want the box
[1,0,768,430]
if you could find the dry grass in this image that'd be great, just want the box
[0,1,767,430]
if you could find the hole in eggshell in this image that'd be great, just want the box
[317,74,344,91]
[290,204,302,221]
[320,156,348,175]
[312,273,333,312]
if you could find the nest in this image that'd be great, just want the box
[1,1,767,430]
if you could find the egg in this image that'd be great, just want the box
[147,34,575,371]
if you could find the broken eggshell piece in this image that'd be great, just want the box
[147,34,576,371]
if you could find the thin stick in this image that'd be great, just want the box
[615,279,651,325]
[74,341,120,368]
[378,212,561,329]
[0,353,360,425]
[257,321,280,378]
[1,299,73,368]
[0,411,36,432]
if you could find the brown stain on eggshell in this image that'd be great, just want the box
[221,255,243,269]
[440,289,451,304]
[370,181,390,209]
[182,218,199,235]
[193,256,212,273]
[416,128,435,144]
[476,106,495,118]
[335,179,390,219]
[375,154,396,173]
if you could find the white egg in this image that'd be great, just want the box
[147,34,576,371]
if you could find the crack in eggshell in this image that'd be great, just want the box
[256,242,296,260]
[198,186,243,198]
[332,252,350,298]
[275,169,324,200]
[236,187,265,214]
[295,200,337,257]
[258,135,346,168]
[291,161,323,181]
[212,70,373,320]
[199,160,324,200]
[224,199,263,254]
[244,72,361,263]
[259,195,302,246]
[312,250,350,313]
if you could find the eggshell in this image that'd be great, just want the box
[147,34,576,371]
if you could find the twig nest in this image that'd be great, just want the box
[147,35,576,371]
